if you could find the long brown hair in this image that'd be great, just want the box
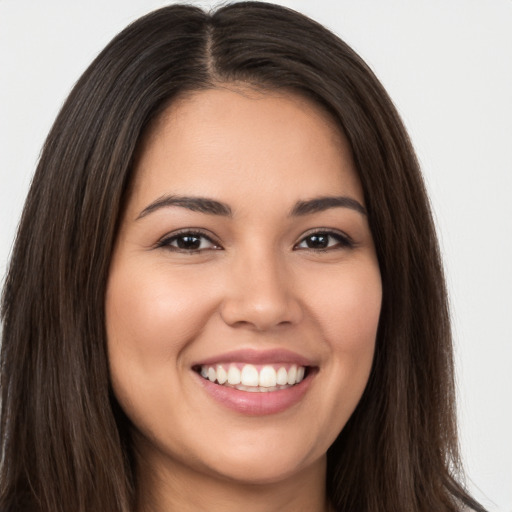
[0,3,486,511]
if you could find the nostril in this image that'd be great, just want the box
[219,296,303,331]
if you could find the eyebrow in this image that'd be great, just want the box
[137,195,232,219]
[290,196,367,216]
[136,194,366,220]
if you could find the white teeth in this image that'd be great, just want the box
[227,365,241,385]
[287,365,297,385]
[276,366,288,385]
[240,364,259,386]
[259,365,277,387]
[199,362,308,391]
[217,365,228,384]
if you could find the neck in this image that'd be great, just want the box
[135,442,332,512]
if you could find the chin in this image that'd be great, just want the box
[189,426,328,486]
[206,451,321,486]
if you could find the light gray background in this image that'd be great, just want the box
[1,1,511,510]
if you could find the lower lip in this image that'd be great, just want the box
[195,372,314,416]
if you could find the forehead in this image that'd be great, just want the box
[128,87,363,214]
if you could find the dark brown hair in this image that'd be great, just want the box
[0,3,486,511]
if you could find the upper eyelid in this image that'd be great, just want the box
[296,227,353,241]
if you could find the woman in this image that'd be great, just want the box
[0,3,487,511]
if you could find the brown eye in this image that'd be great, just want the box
[158,231,221,252]
[175,235,202,250]
[296,231,353,251]
[303,233,329,249]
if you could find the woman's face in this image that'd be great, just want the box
[106,87,382,486]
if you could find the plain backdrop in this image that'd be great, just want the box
[1,1,511,510]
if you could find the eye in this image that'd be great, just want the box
[295,230,353,251]
[157,230,221,253]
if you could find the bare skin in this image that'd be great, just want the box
[136,431,333,512]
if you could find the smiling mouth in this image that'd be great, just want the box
[193,363,310,392]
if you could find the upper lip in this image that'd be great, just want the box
[192,348,315,367]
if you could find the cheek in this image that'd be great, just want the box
[106,261,213,356]
[305,259,382,349]
[104,260,216,429]
[306,258,381,410]
[104,261,222,414]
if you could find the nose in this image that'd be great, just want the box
[219,251,303,331]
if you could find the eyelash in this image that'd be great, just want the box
[156,229,221,253]
[294,229,354,251]
[156,229,354,254]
